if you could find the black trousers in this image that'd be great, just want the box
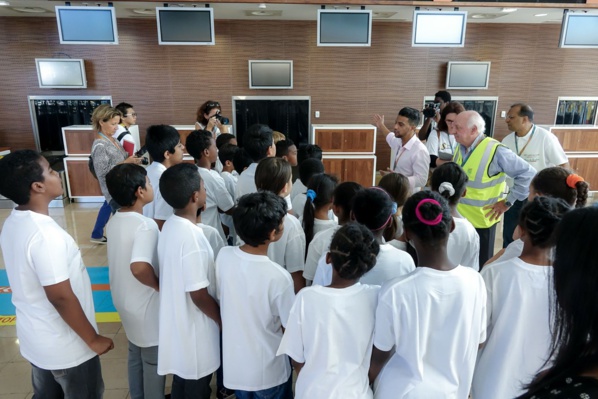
[476,223,497,270]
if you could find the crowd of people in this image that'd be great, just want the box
[0,97,596,399]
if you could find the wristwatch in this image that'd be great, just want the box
[505,200,513,208]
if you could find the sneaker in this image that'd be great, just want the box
[90,236,107,244]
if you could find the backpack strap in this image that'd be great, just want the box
[117,131,131,142]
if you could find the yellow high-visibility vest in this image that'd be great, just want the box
[453,137,506,229]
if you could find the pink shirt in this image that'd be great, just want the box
[386,133,430,191]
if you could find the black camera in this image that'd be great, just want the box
[135,146,149,165]
[214,110,230,125]
[423,103,440,119]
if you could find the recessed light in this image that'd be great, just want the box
[502,8,517,13]
[132,8,155,15]
[11,6,47,13]
[0,1,10,6]
[535,13,548,17]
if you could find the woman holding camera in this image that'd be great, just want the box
[426,101,464,169]
[195,100,230,137]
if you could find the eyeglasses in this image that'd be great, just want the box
[125,113,137,117]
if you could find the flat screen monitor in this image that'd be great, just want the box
[446,61,491,90]
[35,59,87,89]
[55,6,118,45]
[249,61,293,90]
[156,8,215,45]
[317,10,372,47]
[559,13,598,48]
[412,11,467,47]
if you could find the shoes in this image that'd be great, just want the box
[90,236,107,244]
[217,388,235,399]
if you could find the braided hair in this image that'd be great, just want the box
[329,223,380,280]
[518,196,571,248]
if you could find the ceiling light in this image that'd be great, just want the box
[535,13,548,17]
[245,10,282,17]
[258,3,267,9]
[11,6,47,13]
[0,1,10,6]
[501,8,517,13]
[132,8,156,15]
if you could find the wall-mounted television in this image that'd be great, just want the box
[412,10,467,47]
[35,59,87,89]
[559,12,598,48]
[446,61,491,90]
[317,9,372,47]
[55,6,118,45]
[156,7,215,45]
[249,61,293,90]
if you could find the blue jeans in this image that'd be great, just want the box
[127,341,165,399]
[31,355,104,399]
[234,374,293,399]
[171,373,212,399]
[91,200,120,239]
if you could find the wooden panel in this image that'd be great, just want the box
[551,128,598,152]
[343,129,375,153]
[315,129,344,152]
[65,159,102,197]
[178,128,196,147]
[344,158,375,187]
[322,158,344,181]
[64,129,96,155]
[568,157,598,192]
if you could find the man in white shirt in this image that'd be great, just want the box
[501,103,569,247]
[114,102,138,156]
[235,124,276,200]
[373,107,430,191]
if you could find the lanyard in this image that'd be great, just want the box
[514,125,536,156]
[393,147,406,170]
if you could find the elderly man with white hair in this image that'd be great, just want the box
[452,110,535,268]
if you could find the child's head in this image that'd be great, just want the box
[234,191,287,247]
[327,223,380,281]
[378,173,411,208]
[186,129,217,164]
[159,163,205,211]
[145,125,184,165]
[106,164,152,208]
[332,182,363,223]
[244,124,275,162]
[430,162,468,206]
[272,131,286,144]
[233,147,253,175]
[518,196,570,249]
[276,139,298,167]
[216,133,237,149]
[402,191,452,246]
[299,158,325,186]
[303,173,339,249]
[255,157,292,196]
[352,187,398,237]
[531,167,589,208]
[297,144,323,164]
[0,150,62,205]
[218,143,239,171]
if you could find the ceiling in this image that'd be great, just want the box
[1,0,596,23]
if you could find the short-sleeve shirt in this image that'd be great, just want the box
[425,129,457,160]
[304,226,339,282]
[448,217,480,271]
[143,162,173,221]
[197,222,226,259]
[268,213,306,274]
[235,162,258,200]
[386,133,430,191]
[197,166,235,240]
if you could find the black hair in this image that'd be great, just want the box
[255,157,292,195]
[402,191,452,244]
[430,162,469,206]
[518,196,570,249]
[378,173,410,208]
[437,101,465,132]
[532,167,589,208]
[297,144,323,165]
[234,191,287,247]
[332,182,363,223]
[185,129,214,161]
[302,173,339,254]
[329,223,380,280]
[115,102,134,117]
[276,139,296,158]
[106,164,147,207]
[522,207,598,397]
[0,150,44,205]
[398,107,421,127]
[218,143,239,165]
[159,163,202,210]
[435,90,452,103]
[145,125,180,163]
[352,188,397,238]
[299,158,325,186]
[244,124,273,162]
[511,103,535,122]
[216,133,236,149]
[233,147,253,175]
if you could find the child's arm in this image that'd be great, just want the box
[130,262,159,291]
[369,346,392,384]
[190,288,222,329]
[291,359,305,376]
[290,271,306,294]
[44,280,114,355]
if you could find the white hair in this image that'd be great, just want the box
[465,111,486,135]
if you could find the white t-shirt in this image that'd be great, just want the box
[425,129,457,160]
[277,283,379,399]
[157,215,219,380]
[197,166,235,240]
[215,246,295,391]
[268,213,306,274]
[472,258,552,399]
[114,125,137,156]
[107,212,160,347]
[448,217,480,271]
[488,239,524,266]
[235,162,258,200]
[291,179,307,201]
[0,210,97,370]
[373,266,487,399]
[197,222,226,258]
[143,162,173,221]
[220,171,238,240]
[304,226,339,282]
[292,193,307,218]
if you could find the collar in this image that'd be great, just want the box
[516,124,535,138]
[402,133,418,150]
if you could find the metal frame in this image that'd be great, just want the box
[317,9,372,47]
[35,59,87,89]
[412,10,468,48]
[559,12,598,49]
[55,6,119,45]
[446,61,491,90]
[248,60,294,90]
[554,96,598,125]
[156,7,215,46]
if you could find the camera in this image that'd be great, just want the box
[135,146,149,165]
[423,103,440,119]
[214,110,230,125]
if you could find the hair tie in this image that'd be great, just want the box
[438,182,455,197]
[306,189,317,202]
[415,198,443,226]
[566,174,584,189]
[391,202,398,215]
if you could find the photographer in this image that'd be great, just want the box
[195,100,230,137]
[426,101,464,169]
[417,91,451,141]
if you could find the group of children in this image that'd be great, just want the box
[0,118,594,399]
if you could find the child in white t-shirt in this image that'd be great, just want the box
[278,223,380,398]
[255,157,307,293]
[301,173,338,257]
[157,163,221,398]
[472,197,571,399]
[186,130,235,241]
[216,191,295,398]
[377,172,410,247]
[235,124,276,200]
[196,210,226,259]
[218,143,239,243]
[0,150,113,398]
[291,158,324,219]
[370,191,487,399]
[105,163,164,398]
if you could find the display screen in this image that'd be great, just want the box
[318,10,372,46]
[249,61,293,89]
[56,7,118,44]
[412,11,467,47]
[157,8,215,45]
[560,14,598,48]
[446,62,491,90]
[36,59,87,89]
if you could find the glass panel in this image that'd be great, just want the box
[555,99,598,125]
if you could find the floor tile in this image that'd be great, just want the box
[0,362,32,394]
